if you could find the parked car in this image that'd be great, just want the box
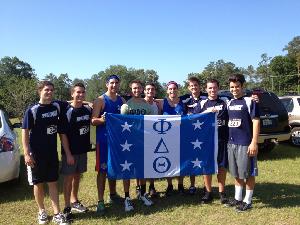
[279,96,300,146]
[0,106,21,183]
[217,89,291,152]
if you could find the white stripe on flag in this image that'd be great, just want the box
[144,115,181,178]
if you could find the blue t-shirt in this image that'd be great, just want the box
[200,98,229,141]
[61,104,92,155]
[22,102,62,157]
[162,98,187,115]
[181,94,204,114]
[227,97,260,145]
[96,94,123,143]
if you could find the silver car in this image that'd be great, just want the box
[0,108,21,183]
[279,96,300,146]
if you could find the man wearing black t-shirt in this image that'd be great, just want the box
[60,83,92,220]
[22,81,68,225]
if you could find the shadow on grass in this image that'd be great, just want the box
[258,143,300,161]
[255,182,300,208]
[0,156,66,203]
[72,182,300,221]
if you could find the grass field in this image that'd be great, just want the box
[1,126,299,225]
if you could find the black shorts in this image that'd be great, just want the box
[27,153,59,185]
[217,139,228,169]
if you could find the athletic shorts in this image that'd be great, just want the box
[95,141,108,173]
[60,153,87,175]
[27,153,59,185]
[217,139,228,169]
[227,143,258,179]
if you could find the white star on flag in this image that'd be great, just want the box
[191,158,202,168]
[191,139,203,150]
[193,120,204,130]
[121,121,133,132]
[120,160,133,171]
[120,140,133,151]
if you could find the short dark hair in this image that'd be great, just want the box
[228,73,246,85]
[207,78,220,88]
[129,79,143,88]
[145,82,156,89]
[187,76,200,85]
[37,80,54,93]
[71,82,85,93]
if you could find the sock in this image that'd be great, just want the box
[141,184,146,196]
[234,185,243,201]
[125,192,130,198]
[243,189,253,204]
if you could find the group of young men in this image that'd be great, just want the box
[22,73,260,224]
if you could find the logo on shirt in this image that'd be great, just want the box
[42,110,58,118]
[47,125,57,135]
[79,126,89,135]
[228,105,243,110]
[77,115,90,122]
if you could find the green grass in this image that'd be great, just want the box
[1,125,300,225]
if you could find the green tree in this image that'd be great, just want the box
[0,56,35,79]
[44,73,72,100]
[269,56,298,94]
[0,76,38,118]
[283,36,300,59]
[256,53,272,90]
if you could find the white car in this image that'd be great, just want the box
[279,96,300,146]
[0,108,21,183]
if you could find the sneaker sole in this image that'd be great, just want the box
[38,220,48,225]
[71,208,88,213]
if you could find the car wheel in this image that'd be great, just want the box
[291,127,300,146]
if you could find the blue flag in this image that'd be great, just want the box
[106,113,218,179]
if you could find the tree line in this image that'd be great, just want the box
[0,36,299,119]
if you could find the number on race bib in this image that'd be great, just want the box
[228,119,242,127]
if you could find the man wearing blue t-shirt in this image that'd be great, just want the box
[225,74,260,212]
[22,81,68,225]
[198,79,229,204]
[60,83,92,220]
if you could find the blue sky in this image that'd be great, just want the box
[1,0,299,84]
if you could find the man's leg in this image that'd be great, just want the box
[97,171,106,202]
[70,173,80,203]
[123,179,134,212]
[108,179,116,195]
[244,176,255,204]
[201,175,213,203]
[34,183,46,212]
[47,181,60,214]
[217,168,226,193]
[217,167,227,204]
[63,174,74,207]
[189,176,196,195]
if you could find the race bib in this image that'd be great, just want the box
[228,119,241,127]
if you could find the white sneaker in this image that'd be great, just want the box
[52,212,69,225]
[38,209,48,224]
[124,197,134,212]
[139,193,153,206]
